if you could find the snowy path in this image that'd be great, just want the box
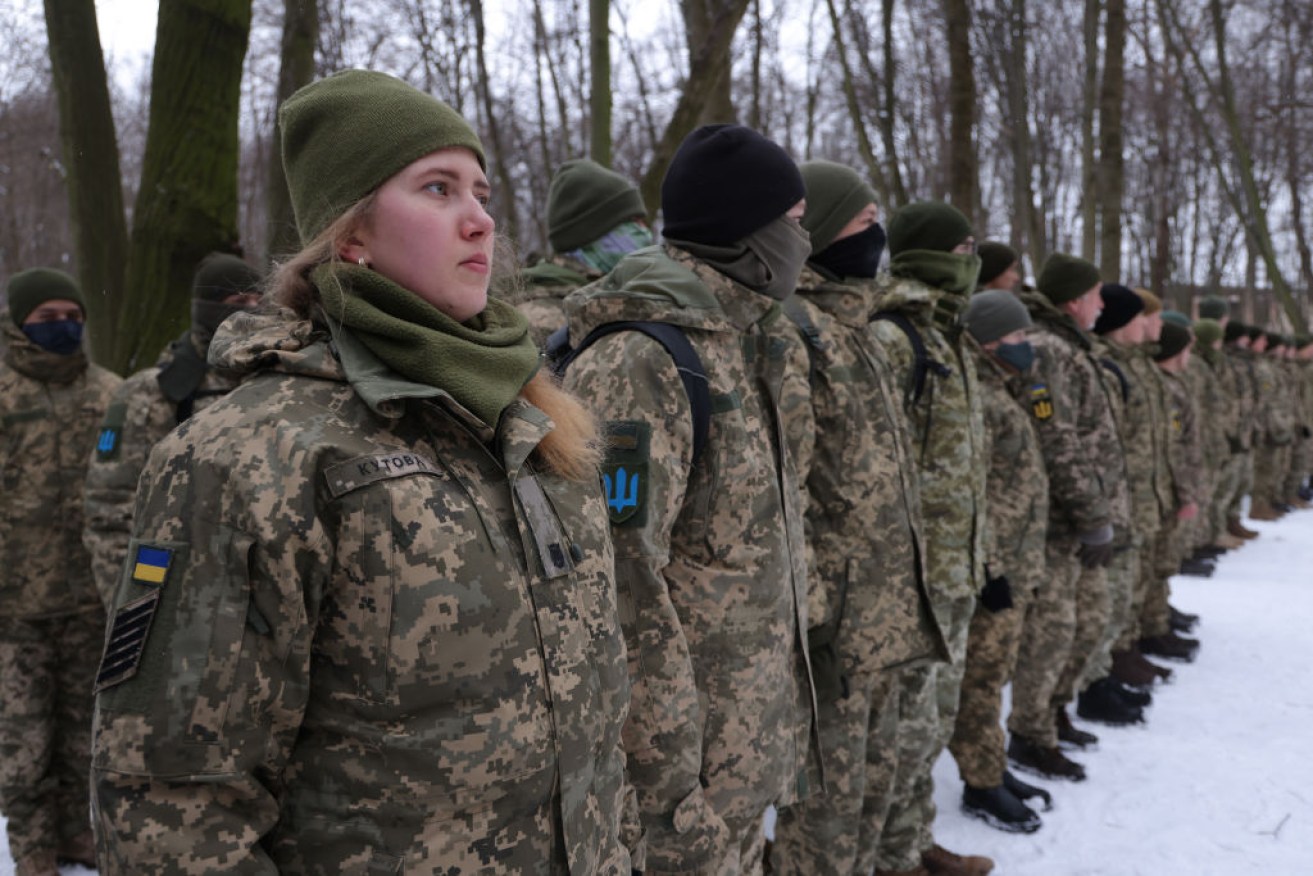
[4,511,1311,874]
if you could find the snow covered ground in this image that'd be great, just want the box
[3,509,1311,874]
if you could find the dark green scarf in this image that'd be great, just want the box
[313,262,539,427]
[889,249,982,297]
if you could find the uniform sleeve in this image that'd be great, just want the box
[91,440,322,874]
[562,332,732,867]
[1176,380,1204,506]
[1030,342,1111,535]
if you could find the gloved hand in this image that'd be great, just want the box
[1077,524,1114,569]
[980,572,1013,612]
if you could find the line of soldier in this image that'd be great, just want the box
[2,71,1311,875]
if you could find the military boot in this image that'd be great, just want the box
[1249,499,1282,521]
[1004,769,1053,811]
[1077,677,1145,726]
[1140,632,1199,662]
[1170,605,1200,634]
[1212,532,1245,550]
[1111,647,1157,688]
[1227,517,1260,539]
[1178,557,1216,577]
[874,868,930,876]
[1056,707,1099,749]
[1008,734,1087,782]
[13,848,59,876]
[962,784,1042,834]
[57,829,96,868]
[1112,678,1153,708]
[921,843,995,875]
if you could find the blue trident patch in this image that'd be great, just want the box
[96,427,119,459]
[601,462,646,525]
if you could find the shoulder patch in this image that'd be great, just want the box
[602,420,650,526]
[96,402,128,460]
[1030,383,1054,420]
[95,590,162,692]
[324,452,443,498]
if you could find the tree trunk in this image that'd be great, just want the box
[1079,0,1101,262]
[120,0,253,375]
[1003,0,1045,271]
[266,0,318,264]
[467,0,521,247]
[879,0,909,206]
[943,0,979,226]
[682,0,737,125]
[41,0,129,367]
[824,0,890,201]
[1097,0,1125,280]
[589,0,611,165]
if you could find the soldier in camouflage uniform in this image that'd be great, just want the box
[561,125,820,875]
[503,159,652,345]
[1250,332,1297,519]
[91,70,633,874]
[1008,255,1126,781]
[949,290,1050,835]
[769,161,946,876]
[1220,322,1262,538]
[868,202,992,876]
[84,253,261,608]
[1190,319,1241,549]
[0,268,121,876]
[1290,337,1313,500]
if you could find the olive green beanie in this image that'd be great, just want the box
[1155,321,1192,360]
[7,268,85,326]
[1037,253,1101,305]
[192,253,261,302]
[1193,318,1223,347]
[1197,295,1229,320]
[887,201,973,255]
[977,242,1020,285]
[546,159,646,253]
[799,160,878,254]
[279,69,486,245]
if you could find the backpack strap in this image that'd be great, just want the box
[1100,357,1131,404]
[870,310,951,406]
[551,321,712,466]
[781,296,826,385]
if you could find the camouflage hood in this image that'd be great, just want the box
[1019,289,1092,351]
[795,265,881,327]
[563,243,779,339]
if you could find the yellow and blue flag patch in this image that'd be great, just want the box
[132,545,173,586]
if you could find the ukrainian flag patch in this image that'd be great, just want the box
[132,545,173,586]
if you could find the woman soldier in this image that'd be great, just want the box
[90,70,632,874]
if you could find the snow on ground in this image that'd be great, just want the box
[4,510,1312,874]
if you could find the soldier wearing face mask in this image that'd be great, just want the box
[83,253,262,608]
[0,268,121,875]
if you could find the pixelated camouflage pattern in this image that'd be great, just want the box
[0,317,121,617]
[1007,543,1080,747]
[561,245,819,873]
[1252,354,1296,447]
[1161,368,1202,508]
[507,254,601,346]
[1097,340,1168,539]
[83,332,241,608]
[91,308,632,874]
[1287,361,1313,493]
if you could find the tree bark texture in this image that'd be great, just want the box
[943,0,980,227]
[266,0,318,264]
[1097,0,1126,280]
[589,0,612,166]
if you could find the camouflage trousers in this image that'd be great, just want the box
[0,608,104,867]
[1007,540,1079,747]
[1227,453,1254,520]
[948,581,1036,789]
[1114,534,1158,650]
[874,594,975,872]
[1080,548,1137,690]
[1283,436,1312,497]
[1051,563,1109,709]
[770,671,900,876]
[1214,453,1249,533]
[1141,518,1188,638]
[1252,442,1292,505]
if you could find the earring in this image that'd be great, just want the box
[357,257,368,267]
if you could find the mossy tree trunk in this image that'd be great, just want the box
[943,0,979,227]
[589,0,612,166]
[265,0,318,265]
[1097,0,1126,281]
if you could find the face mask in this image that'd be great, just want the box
[995,340,1035,373]
[569,221,654,274]
[741,214,813,300]
[811,222,886,280]
[22,320,84,355]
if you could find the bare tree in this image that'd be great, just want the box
[266,0,318,263]
[943,0,979,225]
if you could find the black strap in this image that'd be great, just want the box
[781,297,826,385]
[550,321,712,466]
[1099,357,1131,404]
[870,310,951,406]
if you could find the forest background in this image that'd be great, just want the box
[1,0,1310,374]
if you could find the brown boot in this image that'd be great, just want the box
[1112,647,1157,687]
[921,843,995,875]
[1212,532,1244,550]
[1132,647,1174,682]
[13,848,59,876]
[1228,517,1260,539]
[1249,499,1281,522]
[875,869,931,876]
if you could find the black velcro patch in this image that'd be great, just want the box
[603,420,651,527]
[95,590,162,693]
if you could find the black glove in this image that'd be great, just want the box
[1301,425,1312,439]
[806,626,849,705]
[1077,540,1114,568]
[980,573,1013,612]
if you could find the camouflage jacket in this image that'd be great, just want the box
[561,244,819,866]
[83,331,242,607]
[970,346,1050,591]
[1100,340,1171,534]
[786,268,945,684]
[0,317,121,618]
[509,255,602,347]
[1190,351,1230,474]
[1160,368,1202,506]
[1018,291,1129,541]
[1216,346,1256,453]
[869,275,987,622]
[91,309,632,874]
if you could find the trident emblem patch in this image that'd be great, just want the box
[602,463,645,524]
[1030,383,1054,421]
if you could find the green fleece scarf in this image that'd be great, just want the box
[313,262,539,427]
[2,320,88,384]
[889,249,982,297]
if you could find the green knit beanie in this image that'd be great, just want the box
[546,159,646,253]
[965,288,1033,344]
[977,242,1020,285]
[1037,253,1101,305]
[887,201,973,255]
[192,253,262,302]
[799,160,878,254]
[279,69,487,245]
[7,268,85,326]
[1162,310,1191,328]
[1193,318,1223,347]
[1197,295,1229,320]
[1156,321,1192,360]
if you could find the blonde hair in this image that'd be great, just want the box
[1134,287,1163,315]
[266,196,601,481]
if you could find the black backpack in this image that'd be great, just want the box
[870,310,952,407]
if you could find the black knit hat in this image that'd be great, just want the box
[1266,331,1287,349]
[977,242,1020,285]
[7,268,85,326]
[661,125,804,246]
[1224,321,1249,343]
[1155,321,1192,360]
[1093,283,1144,335]
[192,253,261,302]
[886,201,973,255]
[1037,253,1102,305]
[1197,295,1229,319]
[547,159,646,253]
[1247,325,1265,341]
